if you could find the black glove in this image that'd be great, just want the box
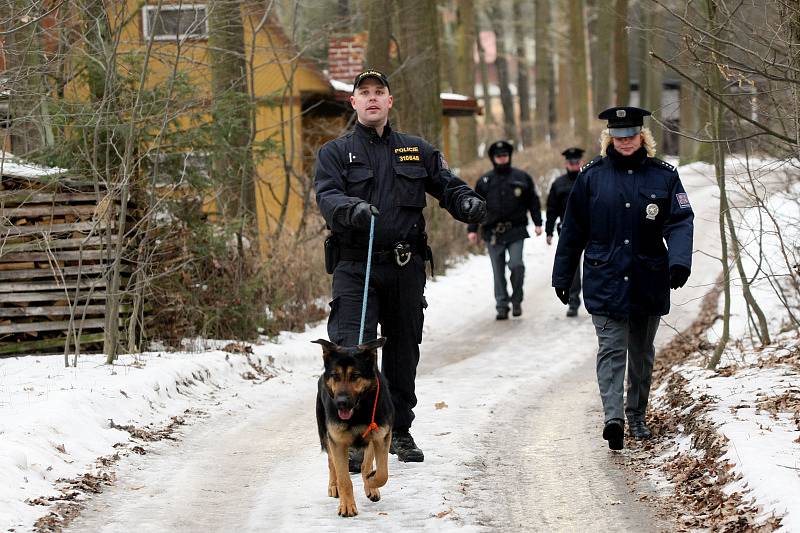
[348,201,379,229]
[669,265,690,289]
[461,197,486,224]
[555,287,570,305]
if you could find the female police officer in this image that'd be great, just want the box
[552,106,694,450]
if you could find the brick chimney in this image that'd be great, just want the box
[327,32,368,82]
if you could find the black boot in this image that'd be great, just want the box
[602,419,624,450]
[512,302,522,317]
[390,430,424,462]
[628,419,652,440]
[348,448,364,473]
[566,307,578,317]
[496,307,509,320]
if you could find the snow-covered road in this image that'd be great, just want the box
[59,162,723,533]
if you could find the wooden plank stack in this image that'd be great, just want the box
[0,159,132,356]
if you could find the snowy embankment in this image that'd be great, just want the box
[0,341,286,530]
[647,158,800,531]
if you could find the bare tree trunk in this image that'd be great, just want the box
[591,0,613,112]
[477,31,495,126]
[644,10,663,149]
[393,0,442,144]
[208,0,257,221]
[556,44,571,140]
[455,0,478,164]
[487,4,516,142]
[568,0,590,149]
[679,81,701,164]
[534,0,552,144]
[514,0,532,148]
[613,0,629,105]
[366,0,392,73]
[3,0,46,155]
[706,0,729,371]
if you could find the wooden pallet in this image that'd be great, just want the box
[0,168,134,355]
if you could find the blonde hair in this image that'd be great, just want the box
[599,127,657,157]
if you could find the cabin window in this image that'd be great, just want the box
[142,4,208,41]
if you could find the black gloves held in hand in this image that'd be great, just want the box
[461,197,487,224]
[555,287,570,305]
[348,201,379,229]
[669,265,690,290]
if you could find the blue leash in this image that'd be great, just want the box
[358,214,376,344]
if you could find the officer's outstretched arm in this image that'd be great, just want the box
[526,173,543,227]
[663,175,694,272]
[314,143,366,232]
[421,144,479,222]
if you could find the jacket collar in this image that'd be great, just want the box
[354,120,392,142]
[606,145,648,170]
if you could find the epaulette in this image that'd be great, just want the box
[652,158,677,172]
[580,156,603,173]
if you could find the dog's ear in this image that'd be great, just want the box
[356,337,386,363]
[312,338,339,360]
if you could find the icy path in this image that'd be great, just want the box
[65,164,721,532]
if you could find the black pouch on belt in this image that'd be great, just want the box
[324,234,340,274]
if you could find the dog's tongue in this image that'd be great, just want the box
[338,408,353,420]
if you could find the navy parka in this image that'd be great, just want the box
[552,148,694,317]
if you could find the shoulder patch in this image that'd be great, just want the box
[652,158,677,172]
[580,156,602,173]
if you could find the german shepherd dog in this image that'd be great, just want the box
[314,337,394,517]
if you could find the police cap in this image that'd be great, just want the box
[353,69,390,93]
[488,140,514,159]
[561,147,585,162]
[598,106,651,137]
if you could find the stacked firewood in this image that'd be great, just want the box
[0,168,131,356]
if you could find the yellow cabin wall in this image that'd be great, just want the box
[76,1,334,244]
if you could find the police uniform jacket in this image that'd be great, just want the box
[545,171,578,236]
[315,122,479,250]
[466,167,542,244]
[552,148,694,317]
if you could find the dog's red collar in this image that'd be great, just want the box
[361,375,380,438]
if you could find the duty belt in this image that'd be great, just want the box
[491,221,514,234]
[339,241,422,267]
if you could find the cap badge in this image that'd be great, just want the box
[645,203,659,220]
[616,109,626,118]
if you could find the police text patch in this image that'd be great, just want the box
[676,192,691,208]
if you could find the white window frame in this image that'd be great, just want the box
[142,4,209,41]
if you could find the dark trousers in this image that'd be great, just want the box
[591,314,660,424]
[568,263,582,310]
[327,256,426,432]
[487,238,525,311]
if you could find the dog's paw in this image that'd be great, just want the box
[365,485,381,502]
[338,498,358,517]
[328,482,338,498]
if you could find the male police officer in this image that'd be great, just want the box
[467,141,542,319]
[552,106,693,450]
[545,147,585,317]
[315,70,486,469]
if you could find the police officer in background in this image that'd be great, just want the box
[315,70,486,469]
[545,147,585,317]
[552,107,693,450]
[467,141,543,320]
